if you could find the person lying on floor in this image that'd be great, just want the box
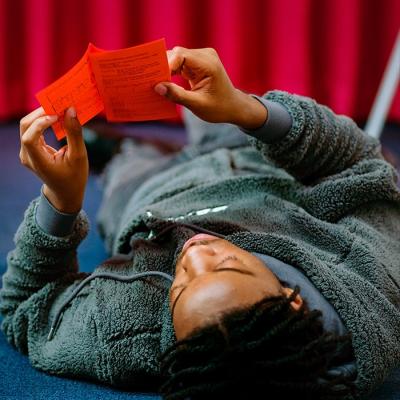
[1,46,400,400]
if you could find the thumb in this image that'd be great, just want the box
[154,82,199,108]
[64,107,85,156]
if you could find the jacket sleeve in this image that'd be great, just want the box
[0,198,96,376]
[247,90,383,184]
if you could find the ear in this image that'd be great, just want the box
[281,287,303,311]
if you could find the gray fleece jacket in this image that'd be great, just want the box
[1,91,399,398]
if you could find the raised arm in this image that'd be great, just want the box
[0,108,91,362]
[245,91,382,183]
[155,47,382,183]
[0,197,89,351]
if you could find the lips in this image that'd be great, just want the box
[181,233,219,254]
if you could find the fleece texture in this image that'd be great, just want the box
[1,91,399,398]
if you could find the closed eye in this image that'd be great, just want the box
[214,255,238,268]
[214,255,251,272]
[170,256,249,293]
[170,257,254,316]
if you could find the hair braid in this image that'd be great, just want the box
[160,286,356,399]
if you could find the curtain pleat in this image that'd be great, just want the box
[0,0,399,122]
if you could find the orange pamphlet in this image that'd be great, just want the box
[36,39,177,140]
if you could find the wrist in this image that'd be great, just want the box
[37,189,80,237]
[43,185,83,214]
[230,90,268,130]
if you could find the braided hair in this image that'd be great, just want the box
[159,286,356,399]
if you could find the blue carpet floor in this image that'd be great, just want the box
[0,121,399,399]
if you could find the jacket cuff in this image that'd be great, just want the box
[241,95,292,143]
[35,189,80,237]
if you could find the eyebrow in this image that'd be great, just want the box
[170,262,255,317]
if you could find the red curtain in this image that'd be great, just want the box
[0,0,399,122]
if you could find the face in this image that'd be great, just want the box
[170,234,303,340]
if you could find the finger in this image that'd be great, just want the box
[168,47,214,77]
[168,47,200,77]
[37,135,56,156]
[63,107,86,156]
[154,82,200,108]
[19,107,46,137]
[168,52,186,76]
[22,115,58,153]
[21,116,58,169]
[169,55,197,82]
[44,144,57,155]
[54,145,67,161]
[19,147,33,169]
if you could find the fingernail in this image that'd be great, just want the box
[46,115,58,122]
[67,107,77,118]
[154,84,167,96]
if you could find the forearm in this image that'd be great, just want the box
[230,89,269,130]
[36,187,80,236]
[238,94,293,143]
[246,90,383,183]
[157,46,380,181]
[0,197,88,326]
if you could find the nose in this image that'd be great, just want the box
[182,243,217,278]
